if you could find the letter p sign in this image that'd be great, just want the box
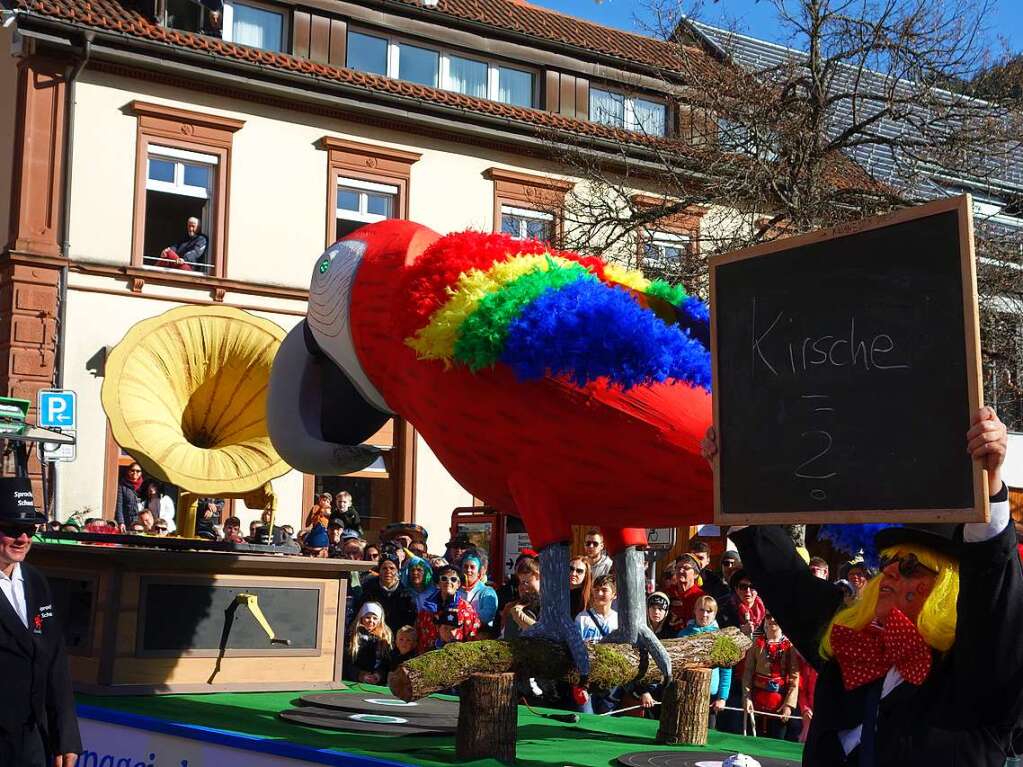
[38,390,77,430]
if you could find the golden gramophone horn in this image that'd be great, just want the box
[101,306,290,533]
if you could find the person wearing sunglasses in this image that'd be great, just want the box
[702,407,1022,766]
[0,477,81,766]
[582,528,612,580]
[113,462,145,532]
[414,564,480,653]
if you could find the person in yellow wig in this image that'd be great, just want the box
[701,407,1019,766]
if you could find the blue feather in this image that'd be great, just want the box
[500,280,712,390]
[818,524,903,568]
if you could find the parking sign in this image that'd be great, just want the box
[38,389,77,429]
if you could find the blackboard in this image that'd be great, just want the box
[710,195,986,524]
[139,581,320,654]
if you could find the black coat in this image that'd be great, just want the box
[731,489,1023,767]
[0,563,81,764]
[351,577,418,636]
[114,481,141,528]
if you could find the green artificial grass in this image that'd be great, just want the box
[78,685,803,767]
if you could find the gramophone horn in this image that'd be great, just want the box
[101,305,290,499]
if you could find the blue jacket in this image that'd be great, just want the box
[679,620,732,700]
[464,580,499,628]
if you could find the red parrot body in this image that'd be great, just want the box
[329,220,714,551]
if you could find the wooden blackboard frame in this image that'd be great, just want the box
[709,195,988,525]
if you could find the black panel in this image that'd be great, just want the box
[714,208,974,517]
[141,582,319,652]
[46,576,94,653]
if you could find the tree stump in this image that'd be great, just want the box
[456,672,517,764]
[657,667,712,746]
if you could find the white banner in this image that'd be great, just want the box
[78,716,398,767]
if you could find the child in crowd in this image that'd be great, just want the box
[742,612,800,741]
[646,591,674,639]
[344,602,392,685]
[574,574,620,714]
[679,595,732,729]
[387,625,417,684]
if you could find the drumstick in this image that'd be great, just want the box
[721,705,801,721]
[598,704,647,716]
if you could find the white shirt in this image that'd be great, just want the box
[0,562,28,628]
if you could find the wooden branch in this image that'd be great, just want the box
[457,673,517,763]
[389,627,751,702]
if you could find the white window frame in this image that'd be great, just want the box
[146,146,218,200]
[347,27,537,107]
[501,204,554,240]
[643,231,689,269]
[337,177,399,226]
[220,0,287,52]
[590,87,667,136]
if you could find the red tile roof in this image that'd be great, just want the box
[8,0,880,191]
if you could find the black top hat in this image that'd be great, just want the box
[874,523,960,559]
[0,478,45,525]
[446,533,471,548]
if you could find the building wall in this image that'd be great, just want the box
[60,69,582,544]
[0,28,19,250]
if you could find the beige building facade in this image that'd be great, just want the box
[0,0,725,545]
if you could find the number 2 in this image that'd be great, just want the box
[795,430,837,480]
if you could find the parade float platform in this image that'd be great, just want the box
[32,540,373,694]
[75,686,804,767]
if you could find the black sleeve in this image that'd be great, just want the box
[43,579,82,755]
[954,486,1023,724]
[730,526,844,669]
[178,235,208,264]
[113,487,126,527]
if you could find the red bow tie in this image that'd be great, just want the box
[831,608,932,690]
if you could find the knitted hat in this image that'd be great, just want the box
[647,591,670,610]
[356,602,384,622]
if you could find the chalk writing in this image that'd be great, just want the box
[751,299,910,378]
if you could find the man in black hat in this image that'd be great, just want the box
[703,407,1021,766]
[350,548,417,636]
[444,533,472,566]
[0,478,81,766]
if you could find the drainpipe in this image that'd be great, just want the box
[50,29,92,521]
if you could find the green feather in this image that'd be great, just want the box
[645,278,688,307]
[453,262,595,371]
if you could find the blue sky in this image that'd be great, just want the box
[530,0,1023,65]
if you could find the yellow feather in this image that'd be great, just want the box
[406,253,577,360]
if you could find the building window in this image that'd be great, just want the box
[485,168,573,244]
[318,136,421,246]
[130,101,244,278]
[222,0,285,52]
[347,30,388,75]
[336,178,398,239]
[346,29,536,107]
[590,88,666,136]
[717,117,778,160]
[500,205,554,241]
[143,146,216,273]
[643,232,689,271]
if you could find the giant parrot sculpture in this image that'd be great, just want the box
[266,220,714,680]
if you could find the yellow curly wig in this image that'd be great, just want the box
[820,543,959,659]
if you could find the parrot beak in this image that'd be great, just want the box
[267,232,396,476]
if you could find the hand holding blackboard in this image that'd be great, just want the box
[709,196,987,525]
[967,407,1008,497]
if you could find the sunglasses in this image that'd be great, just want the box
[438,575,460,584]
[569,566,587,574]
[0,524,35,539]
[737,583,755,591]
[879,553,937,578]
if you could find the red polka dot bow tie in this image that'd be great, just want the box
[831,608,932,690]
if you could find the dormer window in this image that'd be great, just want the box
[590,88,666,136]
[221,0,285,52]
[346,29,536,108]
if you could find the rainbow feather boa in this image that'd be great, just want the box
[398,231,711,390]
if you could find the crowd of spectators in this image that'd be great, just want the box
[335,526,875,741]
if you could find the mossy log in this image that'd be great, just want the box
[389,627,751,702]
